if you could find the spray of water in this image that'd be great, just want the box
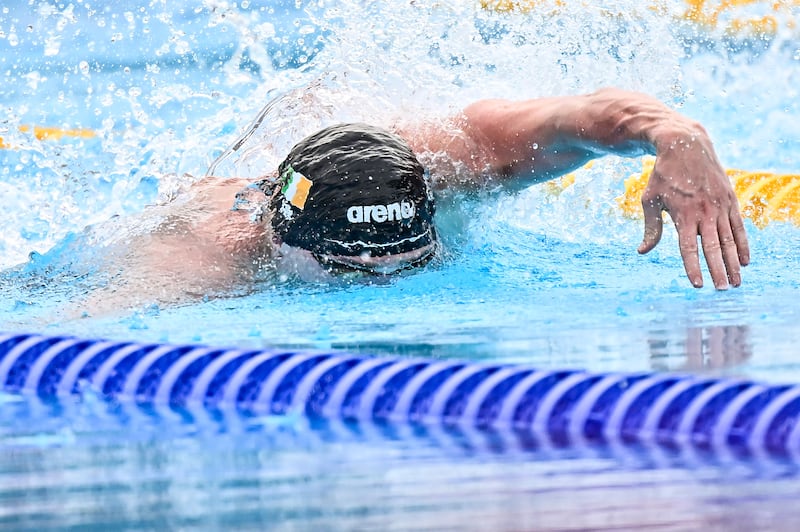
[3,0,797,316]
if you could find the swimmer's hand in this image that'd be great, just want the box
[636,127,750,289]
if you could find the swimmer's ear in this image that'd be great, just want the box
[257,173,281,196]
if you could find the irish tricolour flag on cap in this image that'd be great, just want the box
[281,166,313,210]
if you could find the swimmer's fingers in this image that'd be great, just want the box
[675,216,704,288]
[638,194,664,255]
[702,194,750,289]
[699,217,730,290]
[730,205,751,267]
[716,215,743,287]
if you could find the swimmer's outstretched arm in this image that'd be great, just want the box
[420,88,749,290]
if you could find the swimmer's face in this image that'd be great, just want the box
[273,241,436,281]
[313,243,437,274]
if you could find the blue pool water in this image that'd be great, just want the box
[3,0,800,529]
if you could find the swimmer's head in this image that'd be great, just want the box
[266,123,437,274]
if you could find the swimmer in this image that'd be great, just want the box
[69,88,749,316]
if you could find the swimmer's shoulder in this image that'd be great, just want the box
[192,175,253,195]
[183,175,267,214]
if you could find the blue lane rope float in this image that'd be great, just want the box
[4,332,800,460]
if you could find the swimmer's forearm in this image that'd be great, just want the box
[564,88,714,159]
[462,88,713,183]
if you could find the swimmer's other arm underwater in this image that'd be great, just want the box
[70,88,750,316]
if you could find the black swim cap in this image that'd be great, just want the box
[268,123,436,261]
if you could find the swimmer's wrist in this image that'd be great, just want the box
[649,119,711,157]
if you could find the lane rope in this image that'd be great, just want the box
[0,125,96,149]
[616,157,800,228]
[480,0,800,37]
[3,332,800,459]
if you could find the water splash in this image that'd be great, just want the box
[1,0,798,342]
[0,1,685,269]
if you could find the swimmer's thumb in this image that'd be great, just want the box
[638,200,663,255]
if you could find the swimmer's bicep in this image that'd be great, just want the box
[461,98,580,166]
[397,116,496,192]
[399,97,598,192]
[444,98,587,190]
